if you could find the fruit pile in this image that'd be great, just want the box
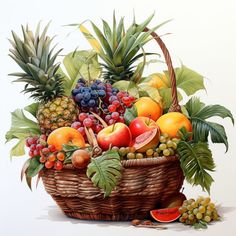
[179,197,220,226]
[6,13,233,228]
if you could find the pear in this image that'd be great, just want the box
[162,192,186,208]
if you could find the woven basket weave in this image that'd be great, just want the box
[41,28,184,221]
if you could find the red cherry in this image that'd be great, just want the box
[111,112,119,120]
[108,105,116,112]
[78,127,86,136]
[54,161,63,170]
[83,118,93,127]
[108,119,115,125]
[40,134,47,141]
[33,149,40,156]
[105,115,111,122]
[95,124,103,133]
[112,100,120,108]
[118,116,125,123]
[30,144,36,151]
[36,144,44,151]
[48,145,56,152]
[27,137,35,146]
[29,150,34,158]
[39,156,47,163]
[78,113,88,122]
[71,121,82,129]
[42,147,50,155]
[45,161,54,169]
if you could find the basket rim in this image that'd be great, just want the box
[60,155,179,170]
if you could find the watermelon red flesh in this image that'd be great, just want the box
[150,207,181,223]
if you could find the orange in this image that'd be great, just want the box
[134,97,163,121]
[47,127,85,151]
[156,112,192,138]
[146,74,169,89]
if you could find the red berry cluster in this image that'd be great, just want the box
[71,113,104,139]
[104,91,135,125]
[26,135,47,158]
[39,147,65,170]
[26,135,65,171]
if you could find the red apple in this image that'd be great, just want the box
[97,122,132,150]
[129,116,159,139]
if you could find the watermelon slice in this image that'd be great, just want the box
[150,207,181,223]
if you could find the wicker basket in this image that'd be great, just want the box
[41,28,184,221]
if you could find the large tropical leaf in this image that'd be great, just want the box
[86,150,122,197]
[153,65,205,109]
[177,141,215,193]
[58,50,101,96]
[5,103,41,158]
[185,97,234,151]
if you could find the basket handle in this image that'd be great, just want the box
[143,27,181,113]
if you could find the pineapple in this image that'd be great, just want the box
[79,13,165,83]
[9,23,78,134]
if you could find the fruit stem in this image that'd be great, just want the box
[112,123,116,132]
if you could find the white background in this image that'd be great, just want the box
[0,0,236,235]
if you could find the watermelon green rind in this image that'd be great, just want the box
[150,207,181,223]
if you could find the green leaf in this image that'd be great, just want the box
[185,97,234,151]
[86,150,122,197]
[113,80,139,98]
[24,103,39,117]
[5,105,41,158]
[159,87,183,109]
[194,220,208,229]
[177,141,215,193]
[155,65,205,109]
[124,106,138,125]
[174,65,205,96]
[59,50,101,96]
[10,139,26,158]
[26,157,44,178]
[138,83,163,104]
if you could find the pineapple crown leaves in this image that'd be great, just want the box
[77,12,169,82]
[8,22,65,102]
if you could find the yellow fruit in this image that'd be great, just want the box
[156,112,192,138]
[146,73,169,89]
[134,97,163,121]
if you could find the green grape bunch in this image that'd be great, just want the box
[156,133,179,157]
[179,196,220,229]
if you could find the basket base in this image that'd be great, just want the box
[64,211,149,221]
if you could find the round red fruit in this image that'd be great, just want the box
[111,112,119,120]
[36,144,44,151]
[30,144,36,151]
[33,149,40,156]
[112,100,120,108]
[54,161,63,170]
[95,124,103,133]
[71,121,82,129]
[105,115,111,122]
[48,153,56,162]
[45,161,54,169]
[29,150,34,158]
[56,152,65,161]
[48,145,56,152]
[42,147,50,155]
[78,113,88,122]
[40,134,47,141]
[78,127,86,136]
[108,105,116,112]
[83,118,93,127]
[108,119,115,125]
[39,156,47,163]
